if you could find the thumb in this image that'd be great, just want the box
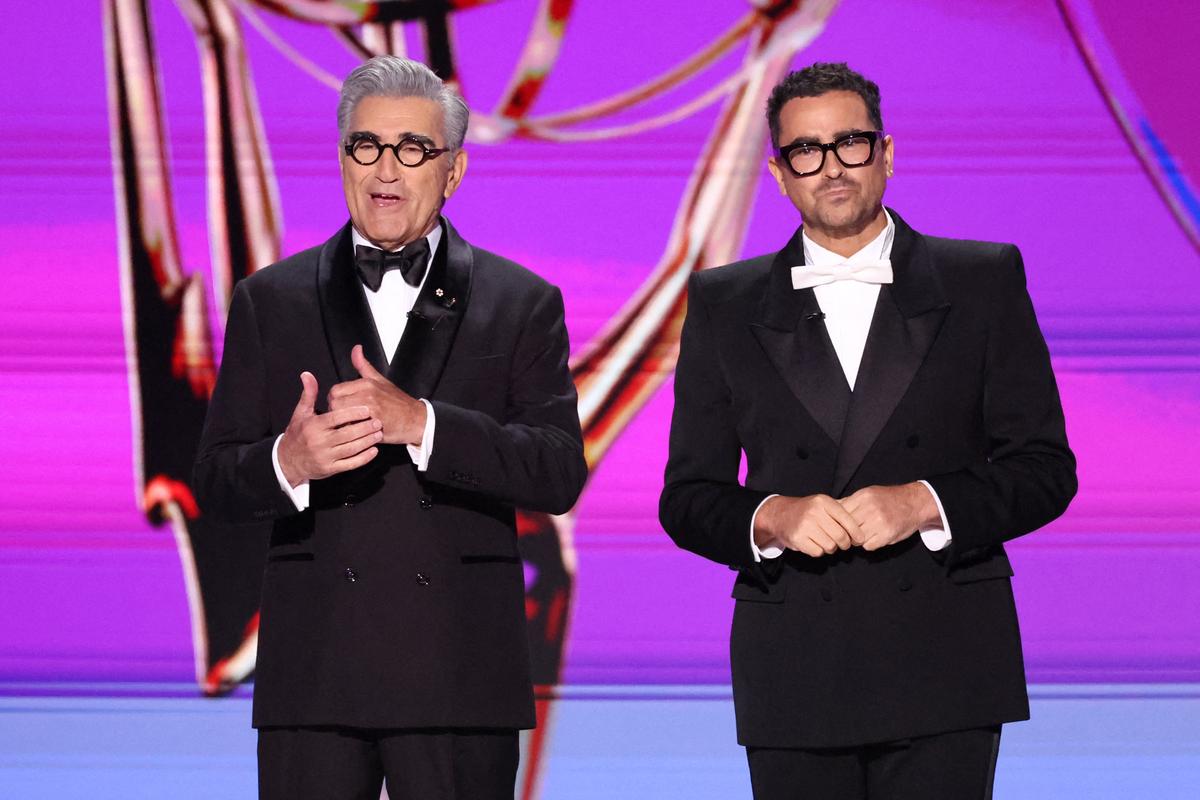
[351,344,383,380]
[294,371,318,417]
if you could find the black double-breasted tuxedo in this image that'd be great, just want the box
[660,210,1076,748]
[194,218,586,731]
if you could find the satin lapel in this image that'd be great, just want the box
[387,218,471,398]
[317,223,388,385]
[831,212,949,496]
[749,229,851,446]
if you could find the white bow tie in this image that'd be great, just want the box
[790,260,893,290]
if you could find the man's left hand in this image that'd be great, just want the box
[840,482,940,552]
[327,345,427,446]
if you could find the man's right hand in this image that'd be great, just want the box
[277,372,383,487]
[753,494,862,558]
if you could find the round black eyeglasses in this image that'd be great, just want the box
[344,136,449,168]
[777,131,883,177]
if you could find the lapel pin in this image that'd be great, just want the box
[435,288,444,297]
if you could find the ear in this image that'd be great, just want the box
[443,148,468,201]
[883,134,895,177]
[766,157,789,196]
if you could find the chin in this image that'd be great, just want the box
[364,225,406,245]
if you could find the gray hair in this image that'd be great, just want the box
[337,56,469,150]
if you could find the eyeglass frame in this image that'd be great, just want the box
[343,132,451,168]
[775,130,885,178]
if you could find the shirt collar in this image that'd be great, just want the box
[350,220,443,266]
[801,209,895,267]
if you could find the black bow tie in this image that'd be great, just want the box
[354,239,430,291]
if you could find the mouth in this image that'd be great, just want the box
[370,192,402,207]
[819,186,857,202]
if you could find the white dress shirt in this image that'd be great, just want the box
[271,225,442,511]
[751,211,952,560]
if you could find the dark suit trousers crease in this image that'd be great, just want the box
[258,726,519,800]
[747,726,1001,800]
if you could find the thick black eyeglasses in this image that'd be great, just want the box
[777,131,883,177]
[344,134,449,167]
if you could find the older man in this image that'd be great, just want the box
[194,56,586,799]
[660,62,1076,798]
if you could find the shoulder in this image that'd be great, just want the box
[468,243,562,302]
[919,233,1026,294]
[237,242,323,297]
[923,234,1018,266]
[690,253,774,307]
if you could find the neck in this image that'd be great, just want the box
[804,207,888,259]
[351,217,441,252]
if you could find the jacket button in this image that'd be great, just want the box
[906,434,920,448]
[344,568,358,583]
[820,587,833,602]
[343,494,359,507]
[898,577,913,592]
[795,446,809,460]
[418,495,433,509]
[416,572,431,586]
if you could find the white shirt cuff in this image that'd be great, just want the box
[917,479,952,551]
[406,399,435,471]
[272,433,310,512]
[750,494,784,562]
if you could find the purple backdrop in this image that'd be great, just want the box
[1,0,1198,686]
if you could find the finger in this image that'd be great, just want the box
[293,371,318,417]
[862,533,891,552]
[840,495,866,521]
[324,418,383,447]
[351,344,385,381]
[328,429,385,460]
[863,525,905,551]
[330,445,379,474]
[824,498,865,546]
[321,405,374,429]
[795,537,826,558]
[806,523,840,555]
[822,518,854,550]
[328,379,369,402]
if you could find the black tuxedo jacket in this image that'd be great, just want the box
[194,219,586,730]
[660,210,1076,748]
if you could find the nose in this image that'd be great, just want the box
[374,150,401,183]
[821,148,844,179]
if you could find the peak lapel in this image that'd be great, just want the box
[749,229,851,446]
[387,218,471,398]
[831,212,949,496]
[317,223,388,386]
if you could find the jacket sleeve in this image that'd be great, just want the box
[423,285,587,515]
[925,245,1077,564]
[659,274,771,570]
[192,281,297,523]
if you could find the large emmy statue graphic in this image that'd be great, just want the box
[104,0,839,794]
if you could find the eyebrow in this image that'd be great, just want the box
[347,130,438,147]
[782,129,873,147]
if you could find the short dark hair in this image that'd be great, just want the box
[766,62,883,150]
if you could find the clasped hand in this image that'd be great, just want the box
[277,345,427,487]
[753,483,938,558]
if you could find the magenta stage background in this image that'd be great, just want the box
[1,0,1198,687]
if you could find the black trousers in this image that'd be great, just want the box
[257,725,519,800]
[747,726,1001,800]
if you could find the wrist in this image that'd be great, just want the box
[909,481,940,529]
[278,436,307,487]
[406,398,428,445]
[752,495,782,549]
